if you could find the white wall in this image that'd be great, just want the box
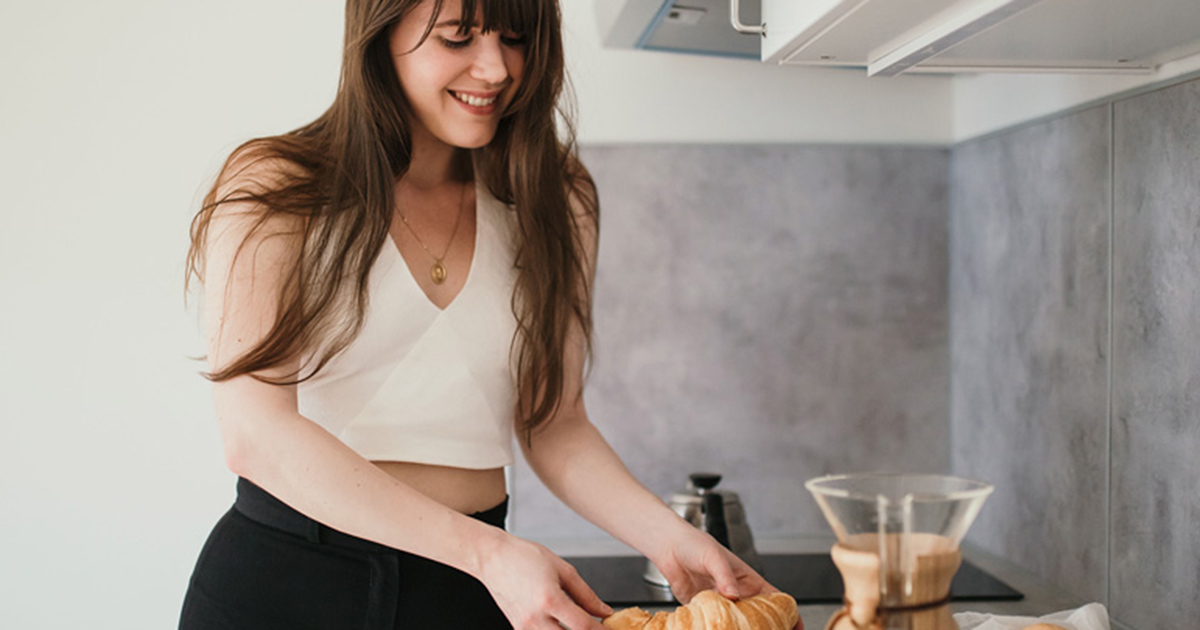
[592,0,629,37]
[0,2,344,628]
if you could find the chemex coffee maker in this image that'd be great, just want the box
[806,473,993,630]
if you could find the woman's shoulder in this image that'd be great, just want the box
[214,140,314,203]
[200,149,314,268]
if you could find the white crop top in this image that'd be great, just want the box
[297,178,520,468]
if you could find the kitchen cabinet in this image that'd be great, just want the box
[610,0,1200,76]
[761,0,1200,75]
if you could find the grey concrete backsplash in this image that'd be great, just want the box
[950,105,1111,604]
[951,76,1200,629]
[1110,79,1200,630]
[509,145,952,541]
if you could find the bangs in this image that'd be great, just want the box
[454,0,542,36]
[407,0,552,56]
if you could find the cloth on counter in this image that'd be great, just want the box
[954,603,1109,630]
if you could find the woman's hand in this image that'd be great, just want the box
[651,526,773,603]
[650,526,804,629]
[477,533,612,630]
[648,525,806,628]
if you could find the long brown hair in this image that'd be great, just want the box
[186,0,597,443]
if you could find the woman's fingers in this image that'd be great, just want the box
[542,583,608,630]
[706,549,741,600]
[557,560,613,620]
[478,536,620,629]
[552,602,608,630]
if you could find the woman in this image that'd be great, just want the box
[180,0,785,628]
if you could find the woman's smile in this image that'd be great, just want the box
[448,89,501,115]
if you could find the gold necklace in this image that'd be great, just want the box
[396,180,468,285]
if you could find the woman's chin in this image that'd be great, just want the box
[452,131,501,150]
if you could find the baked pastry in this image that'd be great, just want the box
[602,590,799,630]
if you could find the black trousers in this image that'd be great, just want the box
[179,478,512,630]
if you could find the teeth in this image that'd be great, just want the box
[453,92,497,107]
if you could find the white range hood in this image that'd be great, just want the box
[602,0,1200,76]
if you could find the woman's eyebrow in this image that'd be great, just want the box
[433,19,478,29]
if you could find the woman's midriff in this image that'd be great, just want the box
[371,460,507,515]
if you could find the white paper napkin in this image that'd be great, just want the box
[953,603,1109,630]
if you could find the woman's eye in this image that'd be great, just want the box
[500,34,526,47]
[442,36,472,49]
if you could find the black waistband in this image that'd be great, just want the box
[233,477,509,554]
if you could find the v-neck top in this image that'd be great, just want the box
[297,179,520,468]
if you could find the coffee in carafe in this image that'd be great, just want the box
[806,473,993,630]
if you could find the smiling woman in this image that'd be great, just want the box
[390,6,527,148]
[177,0,793,629]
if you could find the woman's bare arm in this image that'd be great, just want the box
[513,193,689,560]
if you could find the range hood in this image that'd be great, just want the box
[600,0,1200,76]
[600,0,762,60]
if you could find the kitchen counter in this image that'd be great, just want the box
[539,535,1090,624]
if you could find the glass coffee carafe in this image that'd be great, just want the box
[806,473,993,630]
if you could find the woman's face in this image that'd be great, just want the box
[390,0,527,150]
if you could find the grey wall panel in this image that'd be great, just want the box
[949,106,1111,603]
[509,145,951,541]
[1111,79,1200,629]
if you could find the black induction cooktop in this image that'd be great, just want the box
[563,554,1023,607]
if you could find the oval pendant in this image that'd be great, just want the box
[430,262,447,285]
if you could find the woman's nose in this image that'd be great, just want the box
[470,35,510,85]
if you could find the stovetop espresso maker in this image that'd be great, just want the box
[806,473,993,630]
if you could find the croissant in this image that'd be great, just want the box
[602,590,799,630]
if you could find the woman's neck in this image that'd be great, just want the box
[404,125,470,189]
